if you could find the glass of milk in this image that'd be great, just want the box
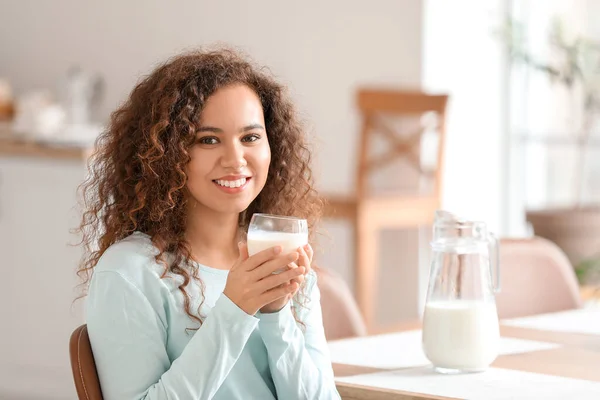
[247,214,308,272]
[422,210,501,374]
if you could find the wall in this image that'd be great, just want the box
[0,0,423,194]
[423,0,506,233]
[421,0,508,310]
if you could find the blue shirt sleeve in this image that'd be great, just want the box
[257,271,341,399]
[86,270,258,400]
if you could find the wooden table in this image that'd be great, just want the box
[332,312,600,399]
[581,285,600,302]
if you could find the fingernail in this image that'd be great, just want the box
[304,244,310,251]
[273,246,282,254]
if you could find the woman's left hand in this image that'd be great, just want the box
[259,244,313,314]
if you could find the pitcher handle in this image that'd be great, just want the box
[488,233,501,293]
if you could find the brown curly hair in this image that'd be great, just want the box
[77,48,323,327]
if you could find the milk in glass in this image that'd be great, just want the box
[247,230,308,256]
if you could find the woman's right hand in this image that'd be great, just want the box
[223,243,304,315]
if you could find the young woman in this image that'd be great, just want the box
[79,49,340,399]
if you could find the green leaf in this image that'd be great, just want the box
[575,257,600,284]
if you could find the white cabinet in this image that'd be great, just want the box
[0,156,87,399]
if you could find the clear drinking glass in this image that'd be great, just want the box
[247,214,308,258]
[422,210,501,374]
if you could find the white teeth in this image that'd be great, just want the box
[215,178,247,188]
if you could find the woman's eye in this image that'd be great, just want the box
[242,134,261,143]
[198,136,219,145]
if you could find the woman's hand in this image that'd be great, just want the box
[299,244,313,276]
[223,243,304,316]
[259,244,313,314]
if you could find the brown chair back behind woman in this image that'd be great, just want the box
[69,324,104,400]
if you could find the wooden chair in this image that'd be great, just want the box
[69,324,103,400]
[324,89,448,331]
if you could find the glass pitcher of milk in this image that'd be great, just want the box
[422,210,501,374]
[247,214,308,272]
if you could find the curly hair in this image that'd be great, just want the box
[77,48,323,327]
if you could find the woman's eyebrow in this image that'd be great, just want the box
[196,124,264,133]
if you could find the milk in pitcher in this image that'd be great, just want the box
[422,300,500,372]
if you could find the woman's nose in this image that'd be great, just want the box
[221,141,247,170]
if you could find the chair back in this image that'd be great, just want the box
[69,324,103,400]
[355,89,448,198]
[495,237,583,319]
[317,268,368,340]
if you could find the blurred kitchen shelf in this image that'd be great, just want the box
[0,131,92,161]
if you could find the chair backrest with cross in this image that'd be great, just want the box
[355,89,448,202]
[322,88,449,331]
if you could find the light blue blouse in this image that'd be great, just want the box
[86,232,340,399]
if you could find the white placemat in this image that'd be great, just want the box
[503,309,600,335]
[328,329,560,369]
[336,367,600,400]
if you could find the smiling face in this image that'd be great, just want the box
[185,84,271,217]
